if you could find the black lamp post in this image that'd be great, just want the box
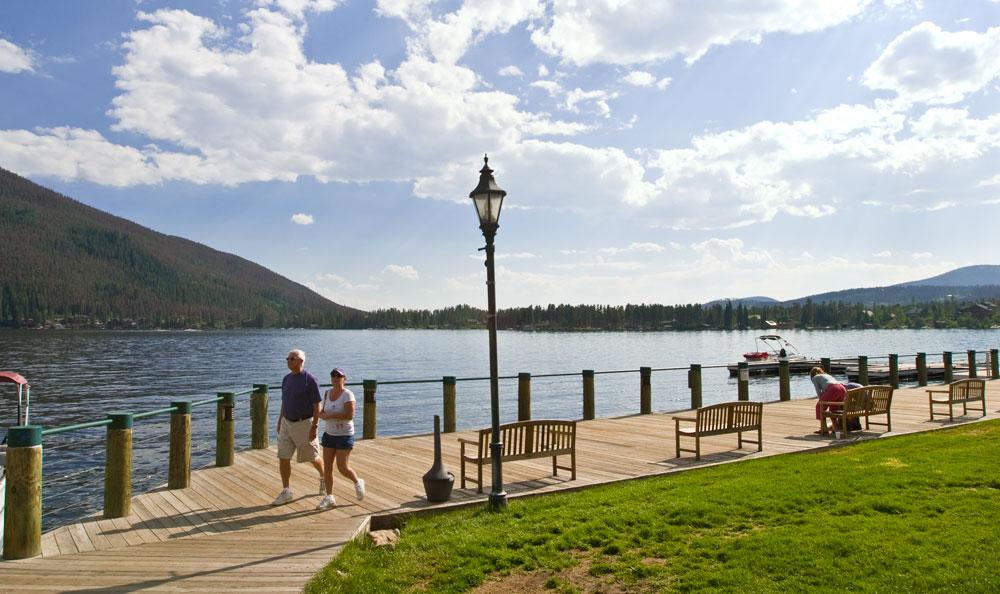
[469,154,507,510]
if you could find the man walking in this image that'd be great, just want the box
[272,349,324,505]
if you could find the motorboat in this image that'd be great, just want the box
[729,336,821,376]
[1,371,30,558]
[742,335,806,362]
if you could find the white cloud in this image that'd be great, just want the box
[530,80,563,96]
[599,242,666,254]
[873,250,893,258]
[911,251,933,259]
[656,77,672,90]
[564,88,615,117]
[862,22,1000,105]
[531,1,872,66]
[0,38,34,73]
[291,212,314,225]
[623,71,655,86]
[538,64,549,77]
[498,65,523,77]
[383,264,419,280]
[256,0,341,19]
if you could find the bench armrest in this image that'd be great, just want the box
[925,389,948,395]
[673,416,696,423]
[824,401,845,409]
[457,438,479,446]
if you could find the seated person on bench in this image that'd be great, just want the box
[811,366,846,433]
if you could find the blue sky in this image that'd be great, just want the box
[2,0,999,310]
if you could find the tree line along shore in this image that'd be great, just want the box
[5,298,998,331]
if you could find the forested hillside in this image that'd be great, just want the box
[0,168,360,328]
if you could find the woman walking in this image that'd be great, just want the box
[316,367,366,509]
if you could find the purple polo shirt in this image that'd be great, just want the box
[281,371,321,420]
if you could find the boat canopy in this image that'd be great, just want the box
[1,371,30,428]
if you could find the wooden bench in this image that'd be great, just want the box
[458,419,576,493]
[674,401,762,460]
[821,385,894,436]
[927,378,987,421]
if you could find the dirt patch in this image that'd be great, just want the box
[473,555,660,594]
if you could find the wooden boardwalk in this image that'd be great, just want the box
[1,380,997,593]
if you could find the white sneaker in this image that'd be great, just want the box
[319,476,326,495]
[271,488,293,506]
[354,479,366,501]
[317,494,336,510]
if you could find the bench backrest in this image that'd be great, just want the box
[695,401,762,431]
[476,420,576,458]
[843,385,893,414]
[950,378,985,401]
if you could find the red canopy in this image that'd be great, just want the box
[0,371,28,386]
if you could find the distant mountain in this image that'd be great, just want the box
[0,168,361,328]
[704,296,780,307]
[783,265,1000,306]
[898,265,1000,287]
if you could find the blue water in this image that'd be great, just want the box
[1,327,997,529]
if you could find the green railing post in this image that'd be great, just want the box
[888,354,899,389]
[821,357,831,374]
[251,384,269,450]
[2,425,42,560]
[168,401,191,489]
[857,355,869,386]
[688,364,702,409]
[737,361,749,401]
[104,413,133,519]
[779,360,790,401]
[967,349,977,378]
[518,372,531,421]
[991,348,999,378]
[443,376,456,433]
[582,370,595,420]
[640,367,652,414]
[216,392,235,467]
[943,351,954,384]
[363,379,377,439]
[916,352,928,387]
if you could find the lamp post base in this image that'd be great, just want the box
[487,491,508,510]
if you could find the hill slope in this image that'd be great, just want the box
[0,168,360,328]
[899,265,1000,287]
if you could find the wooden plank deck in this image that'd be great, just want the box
[1,380,997,593]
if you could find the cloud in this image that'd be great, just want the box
[498,65,523,77]
[873,250,893,258]
[530,1,872,66]
[623,71,655,86]
[291,212,314,225]
[862,22,1000,105]
[0,38,34,73]
[656,77,672,90]
[599,242,666,254]
[911,251,933,259]
[383,264,419,280]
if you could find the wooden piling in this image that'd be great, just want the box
[104,413,133,519]
[688,364,702,409]
[250,384,269,450]
[582,370,595,420]
[779,360,790,401]
[640,367,652,414]
[943,351,953,383]
[857,355,869,386]
[443,376,456,432]
[737,361,749,401]
[168,401,191,490]
[967,349,977,378]
[991,348,999,378]
[916,352,928,386]
[363,379,377,439]
[518,373,531,421]
[2,425,42,560]
[821,357,831,374]
[888,354,899,389]
[216,392,235,467]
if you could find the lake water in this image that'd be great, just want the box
[1,327,997,529]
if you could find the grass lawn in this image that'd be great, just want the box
[306,420,1000,593]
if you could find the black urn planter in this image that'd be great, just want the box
[422,415,454,502]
